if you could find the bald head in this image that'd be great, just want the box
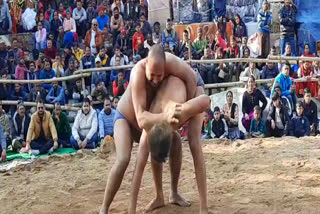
[146,45,166,87]
[148,45,166,63]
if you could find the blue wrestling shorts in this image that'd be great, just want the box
[113,109,127,126]
[196,70,205,87]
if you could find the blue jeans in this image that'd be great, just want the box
[280,37,295,55]
[285,93,297,112]
[70,133,98,150]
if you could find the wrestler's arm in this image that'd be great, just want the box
[131,64,177,131]
[166,53,197,100]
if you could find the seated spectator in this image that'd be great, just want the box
[281,42,298,75]
[265,92,290,137]
[132,22,144,54]
[271,62,297,113]
[222,91,244,140]
[46,79,66,105]
[140,13,152,38]
[64,59,77,96]
[298,61,314,78]
[11,102,30,153]
[113,70,128,97]
[97,5,109,32]
[144,33,154,51]
[91,57,107,90]
[233,14,247,44]
[0,0,12,35]
[63,9,76,33]
[10,83,27,107]
[210,106,228,139]
[26,61,38,93]
[297,60,318,97]
[72,0,87,41]
[0,102,11,148]
[15,58,28,80]
[152,22,161,44]
[214,61,229,83]
[71,98,98,149]
[261,62,279,79]
[112,96,119,109]
[110,7,124,44]
[84,18,103,55]
[111,0,124,15]
[289,101,311,137]
[52,103,72,148]
[240,62,261,82]
[39,59,56,91]
[72,79,89,103]
[301,43,314,58]
[44,40,58,61]
[176,30,191,58]
[85,2,98,32]
[242,76,268,132]
[124,0,139,21]
[72,43,84,63]
[81,47,95,70]
[97,47,108,67]
[213,30,227,51]
[39,11,50,33]
[35,22,47,51]
[51,11,63,40]
[199,46,215,84]
[192,27,207,59]
[250,106,266,138]
[91,80,109,110]
[0,123,6,161]
[226,36,240,81]
[239,37,248,58]
[162,19,178,51]
[22,101,58,155]
[303,88,319,135]
[28,83,46,103]
[52,55,65,78]
[99,98,116,142]
[201,109,212,140]
[0,72,12,103]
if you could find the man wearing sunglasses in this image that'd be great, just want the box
[84,18,103,55]
[21,100,58,155]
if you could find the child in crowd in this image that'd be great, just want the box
[210,106,228,139]
[201,109,212,139]
[289,101,311,137]
[250,106,266,138]
[35,22,47,51]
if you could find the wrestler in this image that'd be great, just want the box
[101,45,207,213]
[129,75,210,213]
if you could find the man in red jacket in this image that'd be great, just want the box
[132,22,144,54]
[113,70,128,97]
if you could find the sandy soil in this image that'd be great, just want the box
[1,137,320,214]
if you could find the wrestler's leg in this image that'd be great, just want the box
[101,119,133,214]
[187,86,208,214]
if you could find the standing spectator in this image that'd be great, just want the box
[152,22,161,44]
[110,7,124,45]
[52,103,72,148]
[271,62,297,113]
[0,124,6,161]
[249,106,266,138]
[112,70,128,97]
[265,92,290,137]
[86,2,98,32]
[242,76,268,132]
[35,22,47,51]
[72,79,89,103]
[71,98,98,149]
[22,101,58,155]
[44,39,58,61]
[0,102,11,148]
[81,46,95,69]
[98,98,116,141]
[97,5,109,32]
[192,27,207,59]
[139,13,152,38]
[232,14,247,44]
[132,22,144,54]
[15,58,27,80]
[303,88,319,135]
[39,59,56,91]
[240,62,261,82]
[11,102,30,153]
[73,0,87,41]
[46,80,66,105]
[63,9,76,33]
[222,91,243,140]
[257,0,272,58]
[162,19,178,52]
[84,18,103,55]
[51,11,63,40]
[0,0,12,35]
[209,106,228,139]
[124,0,139,21]
[280,0,297,55]
[289,101,310,137]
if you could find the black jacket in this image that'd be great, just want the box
[303,100,318,126]
[267,104,290,134]
[11,113,31,141]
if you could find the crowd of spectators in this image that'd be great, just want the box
[0,0,319,161]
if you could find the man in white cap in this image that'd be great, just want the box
[91,57,107,90]
[84,18,103,55]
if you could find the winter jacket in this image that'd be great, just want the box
[52,111,71,140]
[46,85,65,105]
[72,7,87,23]
[271,73,292,97]
[289,115,310,137]
[210,118,228,139]
[81,55,95,70]
[10,89,27,101]
[72,107,98,141]
[84,29,103,52]
[91,71,108,90]
[132,32,144,52]
[26,111,58,143]
[11,112,30,141]
[39,68,56,90]
[50,19,63,39]
[242,89,268,115]
[113,79,128,97]
[279,5,297,39]
[303,100,318,126]
[261,65,279,79]
[257,11,272,34]
[250,118,266,135]
[98,109,116,138]
[28,87,46,102]
[161,29,178,50]
[266,104,290,134]
[15,65,27,80]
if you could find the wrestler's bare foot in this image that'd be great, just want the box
[145,197,165,212]
[199,207,209,214]
[99,207,107,214]
[169,192,191,207]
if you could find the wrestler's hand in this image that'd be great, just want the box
[166,102,182,124]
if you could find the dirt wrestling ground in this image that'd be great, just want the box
[1,137,320,214]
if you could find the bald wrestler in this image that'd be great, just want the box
[128,76,210,214]
[100,45,208,213]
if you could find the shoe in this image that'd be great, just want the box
[48,147,54,154]
[12,139,23,153]
[30,150,40,156]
